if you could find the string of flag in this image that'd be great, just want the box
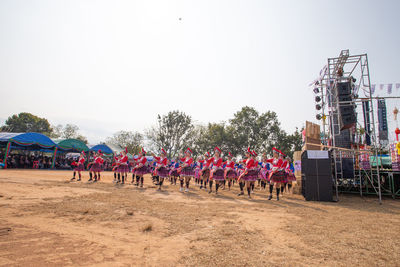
[309,65,400,95]
[370,83,400,95]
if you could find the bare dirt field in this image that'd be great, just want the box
[0,170,399,266]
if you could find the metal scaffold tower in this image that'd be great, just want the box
[313,49,383,203]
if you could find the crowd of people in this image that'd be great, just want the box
[0,152,114,171]
[69,146,297,201]
[1,153,54,169]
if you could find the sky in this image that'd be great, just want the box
[0,0,399,144]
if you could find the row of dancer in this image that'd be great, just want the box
[70,146,296,200]
[148,146,295,200]
[70,150,104,182]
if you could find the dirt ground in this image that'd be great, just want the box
[0,170,399,267]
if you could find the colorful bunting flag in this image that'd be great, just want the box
[371,84,376,94]
[387,84,393,94]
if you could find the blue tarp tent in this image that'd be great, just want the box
[89,144,124,156]
[90,144,114,155]
[0,132,56,148]
[0,132,58,168]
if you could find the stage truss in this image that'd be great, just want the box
[313,50,385,203]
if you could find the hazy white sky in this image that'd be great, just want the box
[0,0,399,143]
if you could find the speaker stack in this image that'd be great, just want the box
[331,115,352,149]
[335,81,357,131]
[301,150,333,202]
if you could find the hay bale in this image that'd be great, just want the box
[292,178,302,195]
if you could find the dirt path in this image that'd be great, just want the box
[0,170,399,266]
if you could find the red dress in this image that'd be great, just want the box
[259,162,270,180]
[134,156,149,176]
[210,157,224,180]
[180,157,194,177]
[194,159,204,179]
[74,157,85,171]
[224,160,237,179]
[117,155,130,173]
[240,158,258,181]
[285,161,296,182]
[267,158,286,183]
[154,156,169,178]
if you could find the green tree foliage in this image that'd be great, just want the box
[191,123,234,156]
[76,135,88,144]
[50,123,88,144]
[51,124,63,138]
[228,106,282,156]
[147,108,302,159]
[186,125,207,156]
[147,107,302,159]
[63,124,79,139]
[189,107,302,158]
[146,111,194,158]
[1,112,52,135]
[274,127,303,158]
[106,131,143,154]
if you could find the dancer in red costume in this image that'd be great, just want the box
[237,147,258,199]
[112,153,121,183]
[117,148,129,184]
[266,148,288,200]
[199,151,211,190]
[223,152,237,190]
[132,148,149,188]
[284,156,296,194]
[152,148,169,191]
[178,148,194,192]
[194,156,204,186]
[208,147,224,194]
[70,151,86,181]
[91,150,104,182]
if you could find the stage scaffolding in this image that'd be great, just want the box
[313,50,395,204]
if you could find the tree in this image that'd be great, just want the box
[280,127,303,158]
[49,123,88,144]
[76,135,88,144]
[1,112,53,135]
[106,131,143,154]
[146,110,194,158]
[189,107,302,158]
[228,106,282,155]
[50,124,63,138]
[191,123,234,156]
[63,124,79,139]
[186,124,207,156]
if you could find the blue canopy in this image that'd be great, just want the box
[90,144,114,155]
[1,132,58,168]
[0,132,57,149]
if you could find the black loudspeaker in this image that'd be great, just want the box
[336,82,357,130]
[340,112,357,129]
[336,82,352,95]
[335,158,354,178]
[339,105,355,114]
[331,116,352,149]
[301,151,333,202]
